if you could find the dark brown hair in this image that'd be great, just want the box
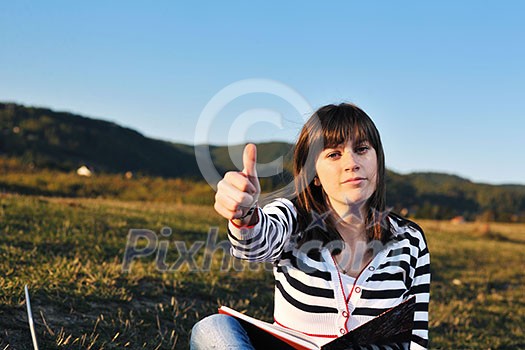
[293,103,392,245]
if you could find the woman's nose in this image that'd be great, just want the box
[343,152,360,172]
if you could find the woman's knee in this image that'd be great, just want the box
[192,314,228,336]
[190,314,253,349]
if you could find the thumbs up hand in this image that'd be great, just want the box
[214,143,261,224]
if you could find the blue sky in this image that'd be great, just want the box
[1,1,524,185]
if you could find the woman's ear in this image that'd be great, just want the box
[314,176,321,186]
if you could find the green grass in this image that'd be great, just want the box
[0,168,215,205]
[0,194,524,349]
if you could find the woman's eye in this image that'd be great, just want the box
[355,146,369,154]
[327,152,341,159]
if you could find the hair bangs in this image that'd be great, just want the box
[321,107,372,150]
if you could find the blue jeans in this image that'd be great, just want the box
[190,314,255,349]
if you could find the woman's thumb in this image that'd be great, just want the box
[242,143,258,179]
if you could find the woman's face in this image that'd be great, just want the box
[314,139,378,218]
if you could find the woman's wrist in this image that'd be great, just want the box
[231,203,259,227]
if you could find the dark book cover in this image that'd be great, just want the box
[321,297,415,350]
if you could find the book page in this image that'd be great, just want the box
[219,306,321,349]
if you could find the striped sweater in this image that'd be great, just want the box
[228,198,430,350]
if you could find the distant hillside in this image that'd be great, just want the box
[411,172,525,221]
[0,102,206,178]
[0,103,293,180]
[1,102,524,222]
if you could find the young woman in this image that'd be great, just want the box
[191,103,430,349]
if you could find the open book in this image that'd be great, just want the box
[218,296,415,350]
